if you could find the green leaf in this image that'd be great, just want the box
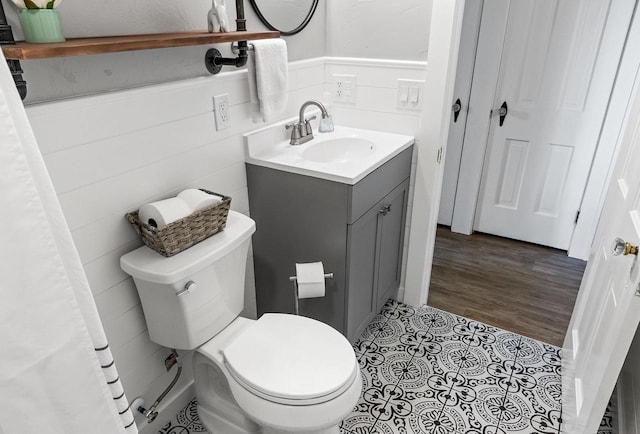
[24,0,40,9]
[46,0,55,8]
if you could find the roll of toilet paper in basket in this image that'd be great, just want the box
[178,189,223,212]
[138,197,191,229]
[295,262,325,299]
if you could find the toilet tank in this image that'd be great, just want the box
[120,211,256,350]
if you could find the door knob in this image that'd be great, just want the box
[452,98,462,123]
[612,237,639,256]
[491,101,508,127]
[498,101,508,126]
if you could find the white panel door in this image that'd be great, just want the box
[474,0,634,249]
[438,1,483,226]
[562,64,640,433]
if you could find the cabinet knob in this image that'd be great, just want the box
[379,204,392,216]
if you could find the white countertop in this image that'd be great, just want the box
[244,121,414,185]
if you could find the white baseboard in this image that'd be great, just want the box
[616,369,639,434]
[396,285,406,304]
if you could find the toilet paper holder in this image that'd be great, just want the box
[288,273,333,315]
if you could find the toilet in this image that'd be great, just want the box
[120,210,362,434]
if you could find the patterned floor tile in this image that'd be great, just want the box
[375,319,413,349]
[492,332,530,362]
[397,356,445,392]
[514,336,562,378]
[598,395,615,434]
[501,408,562,434]
[497,392,536,432]
[359,347,405,393]
[472,387,509,427]
[487,359,538,394]
[407,398,498,434]
[531,374,562,411]
[409,305,461,336]
[341,417,377,434]
[355,338,382,363]
[382,300,417,320]
[360,313,395,343]
[340,391,384,433]
[161,300,615,434]
[158,398,205,433]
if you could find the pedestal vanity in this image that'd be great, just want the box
[245,120,414,342]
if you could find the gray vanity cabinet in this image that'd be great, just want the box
[346,179,409,341]
[246,146,413,343]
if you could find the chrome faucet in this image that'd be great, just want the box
[285,100,334,145]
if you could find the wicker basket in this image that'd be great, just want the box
[126,190,231,257]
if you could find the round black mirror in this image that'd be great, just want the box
[249,0,319,36]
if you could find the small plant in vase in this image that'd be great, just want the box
[12,0,65,43]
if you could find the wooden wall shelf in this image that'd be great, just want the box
[1,30,280,60]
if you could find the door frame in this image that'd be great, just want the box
[403,0,465,307]
[446,0,635,260]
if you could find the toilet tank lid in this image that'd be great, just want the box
[120,210,255,284]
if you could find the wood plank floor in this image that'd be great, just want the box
[428,226,587,347]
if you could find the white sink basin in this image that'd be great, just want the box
[244,121,414,185]
[302,137,376,163]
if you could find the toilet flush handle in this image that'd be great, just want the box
[177,281,197,296]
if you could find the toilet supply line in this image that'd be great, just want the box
[134,349,182,423]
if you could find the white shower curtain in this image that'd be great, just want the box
[0,53,137,433]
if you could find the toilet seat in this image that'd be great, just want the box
[221,313,358,406]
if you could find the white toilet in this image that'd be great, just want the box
[120,210,362,434]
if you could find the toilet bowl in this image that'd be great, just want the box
[194,314,362,434]
[120,210,361,433]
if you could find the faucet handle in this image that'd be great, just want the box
[302,115,317,135]
[285,121,298,130]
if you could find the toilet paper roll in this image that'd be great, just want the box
[138,197,192,229]
[295,262,325,299]
[177,189,223,212]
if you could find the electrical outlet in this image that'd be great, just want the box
[333,74,356,104]
[213,94,231,130]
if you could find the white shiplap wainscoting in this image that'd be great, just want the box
[323,57,427,301]
[25,56,427,432]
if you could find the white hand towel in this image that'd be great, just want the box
[247,39,289,123]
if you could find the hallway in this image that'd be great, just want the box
[428,227,587,347]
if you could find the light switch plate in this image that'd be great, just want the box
[397,79,424,111]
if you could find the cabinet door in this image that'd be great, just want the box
[376,180,409,310]
[346,205,380,342]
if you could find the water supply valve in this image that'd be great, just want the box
[165,351,179,371]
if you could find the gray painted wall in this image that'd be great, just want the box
[326,0,431,61]
[2,0,436,103]
[1,0,326,103]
